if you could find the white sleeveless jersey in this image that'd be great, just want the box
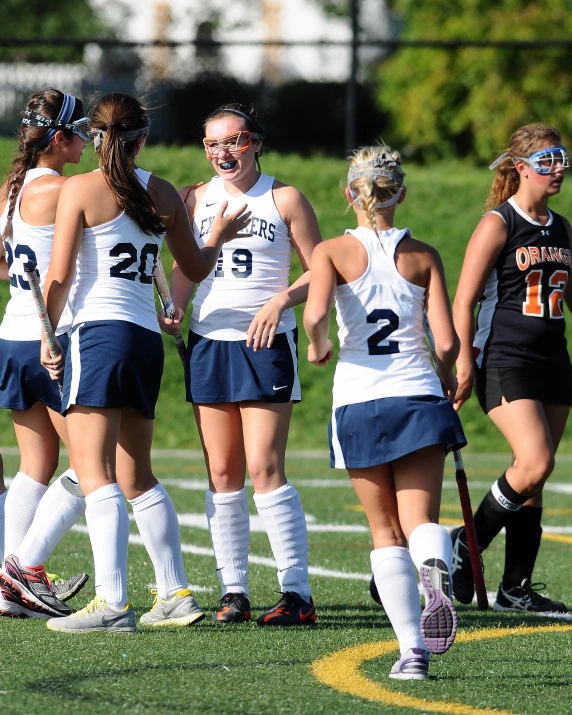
[191,174,295,340]
[71,169,164,333]
[0,168,73,340]
[332,226,442,408]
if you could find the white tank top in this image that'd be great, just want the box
[71,168,164,333]
[332,226,442,408]
[0,168,73,340]
[191,174,295,340]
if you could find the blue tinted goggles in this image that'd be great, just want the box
[515,146,570,175]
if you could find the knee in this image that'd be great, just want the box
[247,457,282,491]
[208,461,245,492]
[513,454,554,496]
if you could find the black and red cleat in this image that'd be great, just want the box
[213,592,251,623]
[0,555,70,618]
[257,591,316,626]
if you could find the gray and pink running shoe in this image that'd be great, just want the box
[419,558,458,654]
[389,647,430,680]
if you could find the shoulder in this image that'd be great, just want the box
[179,181,210,216]
[272,180,315,216]
[313,233,362,263]
[397,236,443,270]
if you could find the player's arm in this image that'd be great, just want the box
[159,179,251,283]
[303,241,336,366]
[452,212,507,410]
[42,177,85,378]
[562,217,572,313]
[0,255,8,281]
[424,246,459,401]
[247,185,322,351]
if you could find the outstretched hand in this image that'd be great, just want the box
[212,201,252,243]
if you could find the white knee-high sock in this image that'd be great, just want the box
[0,489,7,561]
[15,470,85,568]
[4,472,48,557]
[206,488,250,597]
[129,483,187,599]
[85,483,129,610]
[408,522,453,575]
[371,546,426,655]
[253,482,311,602]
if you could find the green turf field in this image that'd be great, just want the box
[1,450,571,714]
[2,139,572,453]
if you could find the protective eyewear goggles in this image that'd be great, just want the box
[515,146,570,175]
[22,110,92,141]
[203,131,260,159]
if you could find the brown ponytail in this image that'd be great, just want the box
[91,93,165,236]
[485,123,562,211]
[2,88,84,240]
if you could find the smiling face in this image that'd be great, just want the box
[203,115,262,185]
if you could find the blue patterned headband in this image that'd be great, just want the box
[22,93,77,148]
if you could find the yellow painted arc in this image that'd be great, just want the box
[311,625,572,715]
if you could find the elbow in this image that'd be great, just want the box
[438,334,460,365]
[303,309,327,332]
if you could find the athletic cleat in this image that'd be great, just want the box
[0,584,31,618]
[369,575,383,606]
[46,596,136,633]
[140,588,205,627]
[389,648,430,680]
[451,526,479,605]
[47,572,89,602]
[213,592,251,623]
[419,558,458,654]
[493,579,570,614]
[0,555,71,618]
[256,591,316,626]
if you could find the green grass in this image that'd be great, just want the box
[2,139,572,452]
[1,451,572,714]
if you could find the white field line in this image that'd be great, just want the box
[3,445,572,461]
[71,524,371,582]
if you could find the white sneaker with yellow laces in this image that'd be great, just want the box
[46,596,136,633]
[140,588,205,627]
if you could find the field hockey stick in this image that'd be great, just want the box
[422,314,488,610]
[23,261,64,398]
[153,257,187,366]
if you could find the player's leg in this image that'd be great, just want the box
[499,403,570,612]
[0,453,6,560]
[241,401,314,625]
[116,408,204,627]
[393,445,457,655]
[45,406,135,633]
[4,404,59,556]
[194,402,251,622]
[13,406,87,602]
[350,464,428,679]
[451,398,554,605]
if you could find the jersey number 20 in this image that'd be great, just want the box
[523,269,568,319]
[109,243,159,283]
[366,309,400,355]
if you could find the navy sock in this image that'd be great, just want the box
[473,473,528,551]
[502,506,542,590]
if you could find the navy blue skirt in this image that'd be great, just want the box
[186,328,301,404]
[329,395,467,469]
[0,334,69,412]
[62,320,163,419]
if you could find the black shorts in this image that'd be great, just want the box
[474,363,572,414]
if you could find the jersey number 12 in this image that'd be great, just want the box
[523,269,568,319]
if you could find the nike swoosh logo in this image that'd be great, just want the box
[273,385,288,391]
[101,615,121,626]
[206,201,219,207]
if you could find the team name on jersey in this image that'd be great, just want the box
[198,214,276,242]
[516,246,572,271]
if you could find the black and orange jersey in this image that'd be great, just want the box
[474,196,572,369]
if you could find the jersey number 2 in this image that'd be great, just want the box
[523,269,568,319]
[366,309,400,355]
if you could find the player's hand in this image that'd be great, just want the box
[246,295,287,351]
[453,369,473,411]
[158,306,185,336]
[441,371,459,404]
[307,340,333,366]
[179,182,204,204]
[40,339,64,381]
[212,201,252,243]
